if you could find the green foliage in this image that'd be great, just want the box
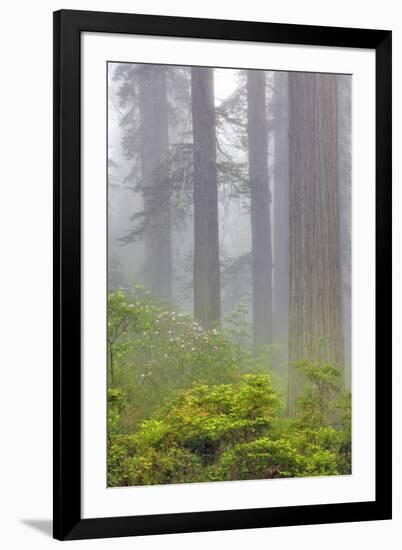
[107,289,351,486]
[108,433,137,487]
[294,357,342,426]
[290,358,352,475]
[107,388,137,485]
[107,287,267,424]
[108,387,126,433]
[108,373,350,486]
[332,389,352,474]
[215,437,306,480]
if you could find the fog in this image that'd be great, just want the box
[107,63,351,384]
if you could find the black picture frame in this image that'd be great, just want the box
[53,9,392,541]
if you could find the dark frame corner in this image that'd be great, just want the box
[53,9,392,541]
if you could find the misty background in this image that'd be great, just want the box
[107,63,351,388]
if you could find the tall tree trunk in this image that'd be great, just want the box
[287,72,344,416]
[247,70,273,352]
[337,74,352,390]
[273,72,289,353]
[139,65,172,301]
[191,67,221,326]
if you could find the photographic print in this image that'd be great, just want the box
[54,10,391,539]
[107,63,352,487]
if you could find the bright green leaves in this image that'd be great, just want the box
[107,289,351,486]
[108,372,350,486]
[215,438,306,480]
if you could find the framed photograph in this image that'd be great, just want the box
[53,9,392,540]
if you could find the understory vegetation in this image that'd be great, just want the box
[108,288,351,487]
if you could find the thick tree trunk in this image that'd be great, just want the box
[273,72,289,350]
[337,74,352,390]
[287,73,344,416]
[139,65,172,301]
[191,67,221,326]
[247,70,273,352]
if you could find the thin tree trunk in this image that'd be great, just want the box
[191,67,221,326]
[273,72,289,352]
[139,65,172,301]
[287,72,344,416]
[247,69,273,352]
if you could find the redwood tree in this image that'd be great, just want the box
[337,74,352,389]
[138,65,172,301]
[287,72,344,416]
[191,67,221,326]
[247,69,273,352]
[272,71,289,350]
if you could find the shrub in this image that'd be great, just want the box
[107,290,351,486]
[108,374,346,486]
[107,288,267,424]
[291,358,352,475]
[214,437,306,480]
